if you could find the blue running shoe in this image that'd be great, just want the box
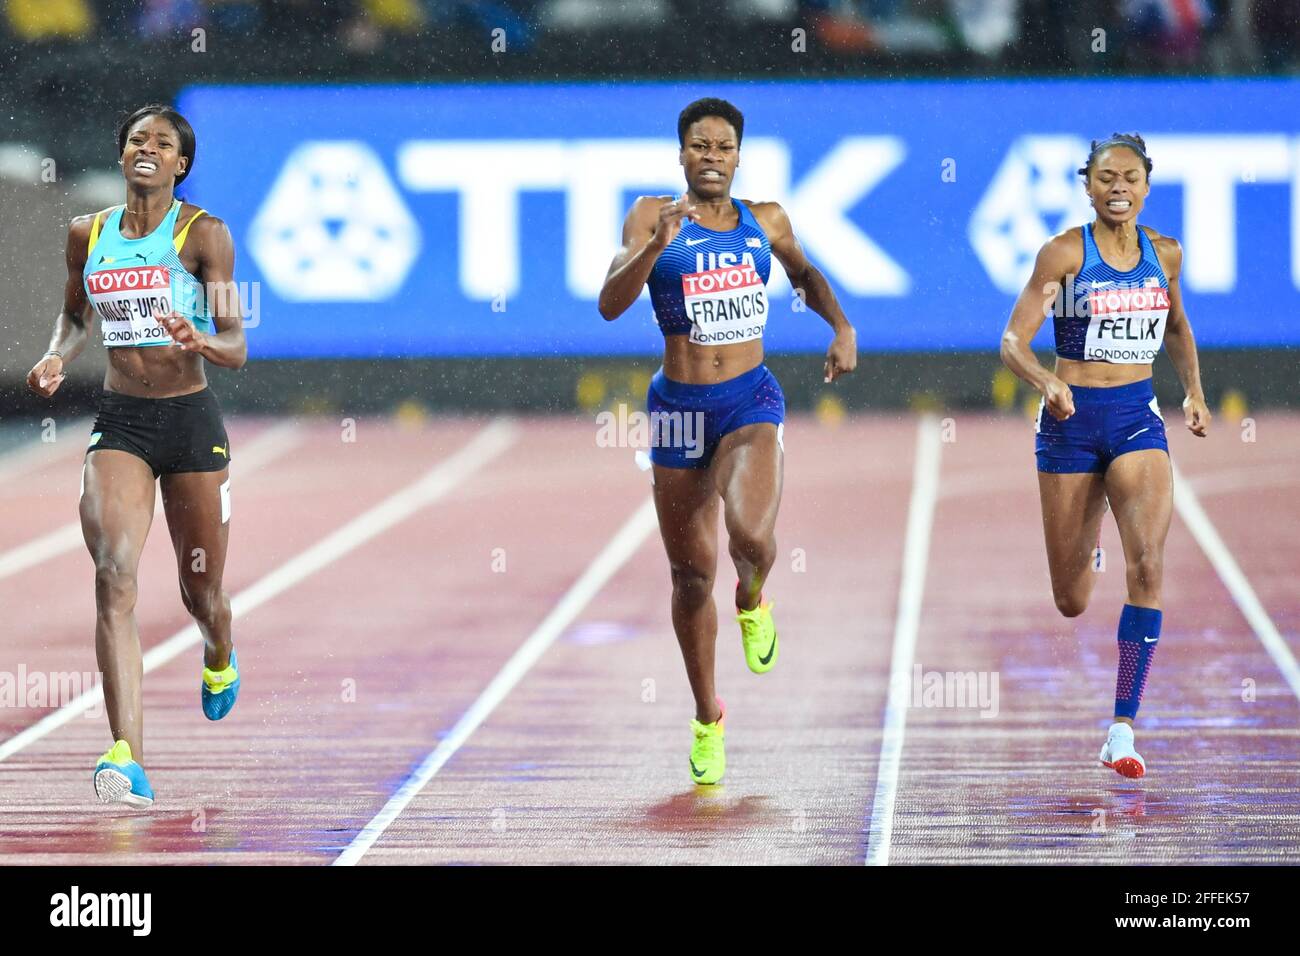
[93,740,154,808]
[202,647,240,721]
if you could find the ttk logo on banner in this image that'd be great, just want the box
[248,133,1300,304]
[249,142,421,301]
[248,137,908,302]
[971,133,1297,294]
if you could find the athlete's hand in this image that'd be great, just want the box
[27,354,66,398]
[1183,393,1211,437]
[1041,376,1075,421]
[824,328,857,383]
[649,196,699,251]
[161,313,208,354]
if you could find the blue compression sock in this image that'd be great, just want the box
[1115,603,1162,720]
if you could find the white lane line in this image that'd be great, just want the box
[0,418,93,485]
[1172,459,1300,702]
[227,419,308,472]
[0,526,82,582]
[864,413,943,867]
[0,418,518,764]
[333,495,660,866]
[0,420,305,583]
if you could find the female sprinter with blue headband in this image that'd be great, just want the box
[1000,133,1210,778]
[26,105,247,807]
[600,97,857,785]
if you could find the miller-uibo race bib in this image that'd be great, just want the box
[682,263,768,346]
[1083,277,1170,364]
[86,266,176,347]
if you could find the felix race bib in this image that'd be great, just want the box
[1084,278,1170,364]
[86,266,174,348]
[682,264,768,346]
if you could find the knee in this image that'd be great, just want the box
[1127,549,1163,596]
[180,577,226,625]
[669,562,714,606]
[93,560,138,617]
[728,527,776,571]
[1053,590,1089,618]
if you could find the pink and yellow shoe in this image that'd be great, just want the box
[689,697,726,785]
[737,598,778,674]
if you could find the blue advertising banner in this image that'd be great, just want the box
[176,80,1300,358]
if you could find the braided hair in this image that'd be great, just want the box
[1078,133,1152,183]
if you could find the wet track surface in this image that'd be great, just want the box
[1,413,1296,864]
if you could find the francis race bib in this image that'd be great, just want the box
[681,263,768,346]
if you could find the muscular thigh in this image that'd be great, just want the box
[1037,470,1108,586]
[652,464,718,573]
[1103,449,1172,562]
[160,468,230,584]
[80,449,156,569]
[711,422,783,538]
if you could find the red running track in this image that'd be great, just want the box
[0,411,1295,864]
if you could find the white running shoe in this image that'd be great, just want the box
[1099,721,1145,778]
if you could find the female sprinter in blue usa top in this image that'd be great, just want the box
[1000,133,1210,779]
[599,98,857,785]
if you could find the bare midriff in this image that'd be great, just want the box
[662,335,764,385]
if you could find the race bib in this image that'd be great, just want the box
[682,264,768,346]
[1083,278,1169,364]
[86,266,174,348]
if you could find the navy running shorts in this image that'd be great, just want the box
[1035,378,1167,474]
[646,363,785,470]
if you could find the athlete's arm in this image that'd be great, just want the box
[161,216,247,369]
[598,195,697,321]
[753,201,857,383]
[1153,233,1209,437]
[27,216,96,398]
[1000,232,1079,420]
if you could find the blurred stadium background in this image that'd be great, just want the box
[1,0,1296,424]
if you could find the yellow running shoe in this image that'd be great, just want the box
[93,740,154,808]
[689,698,726,785]
[737,598,778,673]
